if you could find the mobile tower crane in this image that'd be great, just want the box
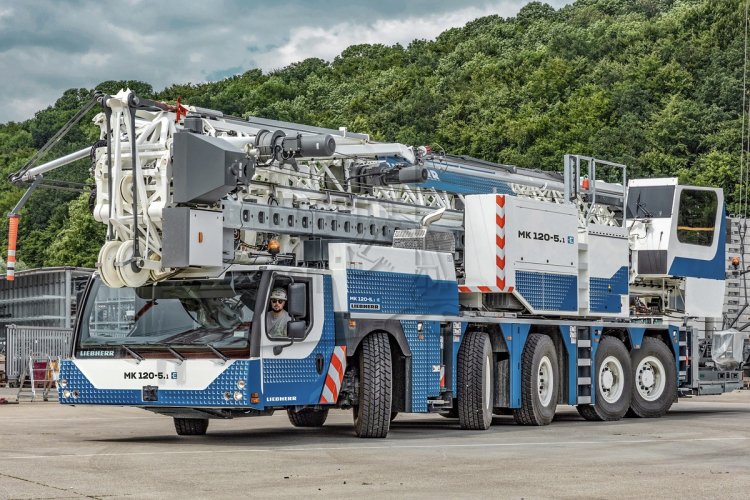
[8,90,748,437]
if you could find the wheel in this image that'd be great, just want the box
[628,337,676,418]
[287,407,328,427]
[353,332,392,438]
[457,331,493,430]
[513,334,559,426]
[174,418,209,435]
[390,411,398,422]
[577,337,633,421]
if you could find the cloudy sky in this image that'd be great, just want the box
[0,0,570,123]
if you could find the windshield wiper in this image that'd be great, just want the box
[91,343,145,363]
[189,341,229,363]
[635,192,653,218]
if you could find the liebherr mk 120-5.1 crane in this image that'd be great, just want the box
[7,89,748,437]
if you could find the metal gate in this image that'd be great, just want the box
[5,325,72,385]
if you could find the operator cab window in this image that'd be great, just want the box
[265,276,313,341]
[676,189,717,247]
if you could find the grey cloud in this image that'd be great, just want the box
[0,0,570,123]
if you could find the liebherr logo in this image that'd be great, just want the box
[78,350,114,357]
[267,396,297,402]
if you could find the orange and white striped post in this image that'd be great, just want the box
[7,215,18,280]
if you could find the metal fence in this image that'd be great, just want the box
[5,325,72,385]
[0,267,93,354]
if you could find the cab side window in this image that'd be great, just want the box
[676,189,717,247]
[265,276,313,340]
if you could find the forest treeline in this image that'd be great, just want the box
[0,0,744,269]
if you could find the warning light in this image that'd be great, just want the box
[268,239,280,255]
[732,257,740,269]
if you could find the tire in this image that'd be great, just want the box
[628,337,676,418]
[457,331,493,430]
[577,337,633,421]
[513,334,559,426]
[353,332,392,438]
[287,407,329,427]
[174,418,209,436]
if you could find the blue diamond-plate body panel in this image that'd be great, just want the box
[261,275,335,405]
[402,320,441,412]
[590,266,628,313]
[515,271,577,312]
[346,270,458,315]
[58,360,255,407]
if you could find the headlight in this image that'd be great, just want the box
[59,379,67,388]
[223,391,232,401]
[237,380,246,389]
[62,390,71,398]
[234,391,243,401]
[71,390,79,399]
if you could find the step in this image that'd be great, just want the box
[577,377,591,386]
[578,339,591,348]
[577,396,591,405]
[577,358,591,367]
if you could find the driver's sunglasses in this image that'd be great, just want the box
[271,299,285,304]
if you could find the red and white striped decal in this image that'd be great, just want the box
[319,346,347,404]
[458,195,513,294]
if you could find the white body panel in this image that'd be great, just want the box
[74,359,236,390]
[685,277,725,319]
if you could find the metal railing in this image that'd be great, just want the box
[5,325,72,385]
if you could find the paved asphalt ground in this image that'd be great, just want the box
[0,389,749,500]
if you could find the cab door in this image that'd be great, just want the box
[260,272,335,405]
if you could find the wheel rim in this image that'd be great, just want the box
[538,356,553,406]
[636,355,666,402]
[484,354,491,412]
[598,355,624,404]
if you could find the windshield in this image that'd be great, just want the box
[77,273,261,356]
[626,186,675,219]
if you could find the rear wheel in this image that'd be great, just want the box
[457,331,493,430]
[628,337,675,418]
[353,332,392,438]
[513,334,559,426]
[577,337,632,421]
[287,408,328,427]
[174,418,209,436]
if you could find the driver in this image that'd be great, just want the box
[266,287,290,338]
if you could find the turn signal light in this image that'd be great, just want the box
[251,398,260,404]
[251,392,258,398]
[349,321,356,327]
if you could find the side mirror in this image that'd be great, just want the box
[287,283,307,318]
[287,320,306,340]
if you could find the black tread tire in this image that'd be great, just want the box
[353,332,392,438]
[513,334,559,426]
[457,331,493,430]
[174,418,209,436]
[287,407,329,427]
[576,337,633,422]
[628,337,676,418]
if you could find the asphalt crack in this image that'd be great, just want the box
[0,472,104,499]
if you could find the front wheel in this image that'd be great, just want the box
[353,332,392,438]
[174,418,209,436]
[287,407,328,427]
[628,337,676,418]
[457,331,493,430]
[577,337,633,421]
[513,334,559,426]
